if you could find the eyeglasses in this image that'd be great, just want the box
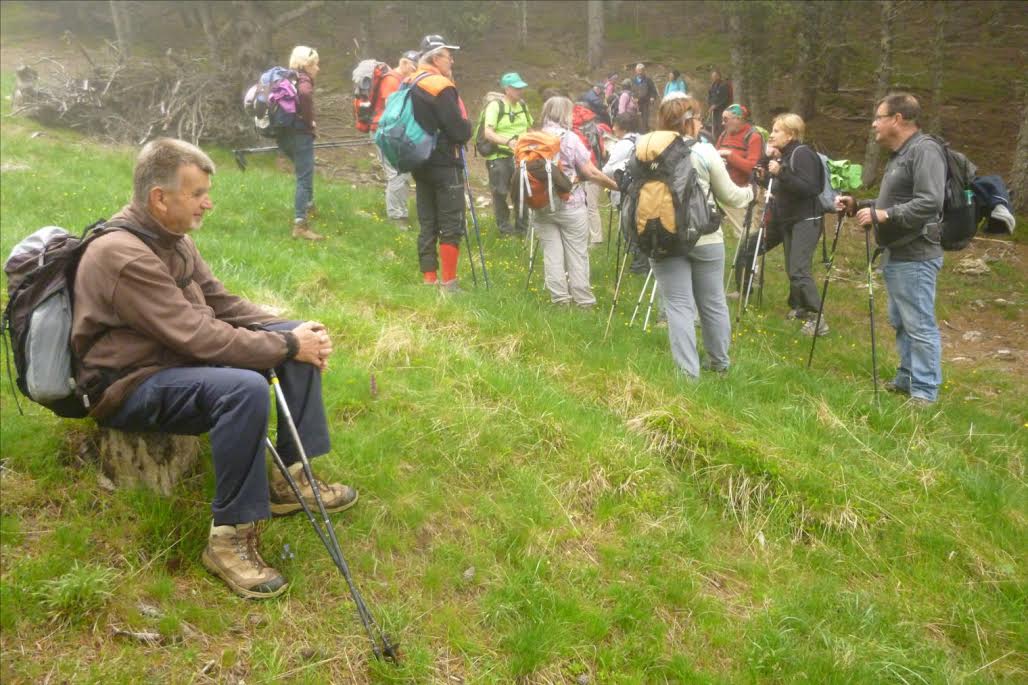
[873,112,895,121]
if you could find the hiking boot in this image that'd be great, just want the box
[883,380,910,396]
[292,222,325,241]
[391,217,410,230]
[440,279,462,294]
[269,462,358,517]
[801,317,829,337]
[907,396,935,408]
[786,309,805,320]
[201,522,287,599]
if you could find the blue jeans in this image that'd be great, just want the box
[882,257,943,401]
[278,130,315,221]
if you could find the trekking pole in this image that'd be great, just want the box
[604,250,631,340]
[265,439,396,662]
[641,275,659,331]
[742,177,773,316]
[266,371,398,663]
[233,139,375,171]
[806,212,845,369]
[858,202,881,403]
[821,215,829,265]
[605,196,615,259]
[461,210,479,288]
[629,268,653,327]
[459,149,490,289]
[525,219,539,291]
[725,196,756,292]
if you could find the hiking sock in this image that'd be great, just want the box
[440,243,459,283]
[423,271,438,284]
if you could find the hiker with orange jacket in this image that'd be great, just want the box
[372,50,418,228]
[408,35,472,291]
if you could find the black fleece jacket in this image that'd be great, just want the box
[410,77,472,168]
[770,140,822,226]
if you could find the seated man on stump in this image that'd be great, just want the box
[72,137,357,599]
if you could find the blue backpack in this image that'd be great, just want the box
[374,73,437,172]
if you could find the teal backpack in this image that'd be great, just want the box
[374,73,436,172]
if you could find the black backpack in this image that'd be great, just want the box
[2,220,149,417]
[929,135,978,251]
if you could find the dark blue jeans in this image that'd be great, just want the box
[101,322,330,525]
[278,130,315,221]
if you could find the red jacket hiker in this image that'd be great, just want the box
[716,123,763,187]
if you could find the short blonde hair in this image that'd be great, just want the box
[289,46,319,71]
[772,113,805,143]
[541,96,574,129]
[133,138,215,207]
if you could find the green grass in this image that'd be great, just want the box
[2,86,1027,685]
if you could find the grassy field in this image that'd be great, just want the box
[2,86,1026,684]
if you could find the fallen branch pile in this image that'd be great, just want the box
[12,46,253,146]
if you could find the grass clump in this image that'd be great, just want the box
[35,562,118,625]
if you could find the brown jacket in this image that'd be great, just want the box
[72,204,295,420]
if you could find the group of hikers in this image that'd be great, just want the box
[25,34,952,601]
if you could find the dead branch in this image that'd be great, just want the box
[10,42,253,146]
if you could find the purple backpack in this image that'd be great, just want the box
[243,67,299,137]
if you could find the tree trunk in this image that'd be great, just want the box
[109,0,132,61]
[1011,94,1028,214]
[519,0,528,49]
[862,0,897,188]
[727,7,746,108]
[196,4,218,62]
[587,0,604,71]
[98,430,200,496]
[792,2,821,121]
[819,2,847,93]
[927,2,948,134]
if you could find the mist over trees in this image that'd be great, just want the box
[6,0,1026,196]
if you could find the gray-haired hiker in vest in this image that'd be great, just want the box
[72,138,357,598]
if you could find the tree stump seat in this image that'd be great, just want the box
[97,429,200,496]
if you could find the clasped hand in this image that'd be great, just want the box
[293,321,333,371]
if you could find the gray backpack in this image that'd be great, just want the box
[790,145,838,214]
[2,221,146,417]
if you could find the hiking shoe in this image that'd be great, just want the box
[391,217,410,230]
[440,279,463,294]
[907,396,935,408]
[786,309,805,320]
[201,522,287,599]
[883,380,910,396]
[269,462,358,517]
[292,223,325,241]
[801,318,829,337]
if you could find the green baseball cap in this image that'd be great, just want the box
[500,72,527,89]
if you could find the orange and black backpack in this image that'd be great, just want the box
[352,59,391,133]
[511,132,575,217]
